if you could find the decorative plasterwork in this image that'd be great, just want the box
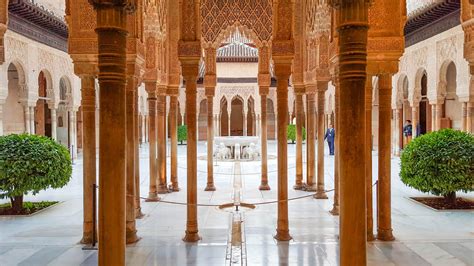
[200,0,272,47]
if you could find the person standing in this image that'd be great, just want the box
[403,120,413,146]
[325,124,335,156]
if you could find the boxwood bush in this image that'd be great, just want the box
[0,134,72,213]
[178,125,187,145]
[287,125,306,144]
[400,129,474,205]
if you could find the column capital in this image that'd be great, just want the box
[259,86,269,96]
[293,85,306,95]
[204,74,217,88]
[205,87,215,97]
[167,86,179,96]
[157,85,167,96]
[144,81,157,95]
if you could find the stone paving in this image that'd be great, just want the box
[0,141,473,265]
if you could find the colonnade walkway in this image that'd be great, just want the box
[0,141,472,265]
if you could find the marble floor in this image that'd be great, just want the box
[0,141,473,266]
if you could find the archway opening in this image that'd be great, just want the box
[247,97,255,136]
[230,97,244,136]
[443,62,461,129]
[419,73,429,135]
[267,98,276,140]
[400,76,411,148]
[4,63,26,134]
[220,98,229,136]
[35,71,52,137]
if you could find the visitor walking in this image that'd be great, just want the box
[325,124,335,156]
[403,120,413,146]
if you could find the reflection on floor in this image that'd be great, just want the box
[0,141,472,266]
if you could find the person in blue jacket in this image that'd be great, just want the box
[324,124,335,156]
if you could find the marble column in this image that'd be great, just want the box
[259,88,270,190]
[0,102,3,135]
[157,91,169,194]
[145,83,159,201]
[412,106,418,137]
[468,103,474,133]
[94,2,128,263]
[336,1,369,264]
[182,63,201,242]
[274,64,291,241]
[125,76,139,244]
[431,104,436,132]
[397,108,403,152]
[50,108,57,140]
[134,88,143,218]
[79,75,96,244]
[365,76,375,241]
[170,93,180,191]
[330,79,339,216]
[29,106,35,133]
[305,91,316,191]
[315,84,328,199]
[205,93,216,191]
[377,74,395,241]
[462,102,468,131]
[436,102,443,130]
[294,89,304,190]
[24,105,30,133]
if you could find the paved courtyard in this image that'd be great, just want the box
[0,141,472,265]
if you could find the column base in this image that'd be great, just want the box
[146,192,161,202]
[304,184,317,192]
[377,228,395,241]
[169,184,181,192]
[204,184,216,191]
[157,184,170,194]
[314,190,328,199]
[259,183,271,191]
[183,231,201,242]
[126,228,141,244]
[293,183,305,190]
[80,234,93,245]
[329,205,339,216]
[367,232,376,242]
[135,207,145,219]
[274,229,292,241]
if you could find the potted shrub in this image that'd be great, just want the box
[287,125,306,144]
[178,125,187,145]
[400,129,474,208]
[0,134,72,214]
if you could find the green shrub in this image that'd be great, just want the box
[0,134,72,213]
[178,125,187,145]
[287,125,306,144]
[400,129,474,205]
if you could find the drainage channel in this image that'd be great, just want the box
[225,161,247,266]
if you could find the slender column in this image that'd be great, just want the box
[29,106,35,133]
[243,112,247,136]
[170,94,180,191]
[94,3,128,264]
[294,90,304,190]
[228,117,231,136]
[336,1,369,264]
[182,63,201,242]
[462,102,468,131]
[468,103,474,133]
[436,103,443,130]
[145,83,159,201]
[397,108,403,152]
[412,106,418,137]
[0,103,3,135]
[125,76,138,244]
[50,108,57,140]
[315,85,328,199]
[259,89,270,190]
[365,76,375,241]
[134,89,143,218]
[205,94,216,191]
[23,105,30,133]
[431,105,436,132]
[305,92,316,191]
[79,75,96,244]
[377,74,395,241]
[274,65,291,241]
[157,91,169,194]
[330,79,340,216]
